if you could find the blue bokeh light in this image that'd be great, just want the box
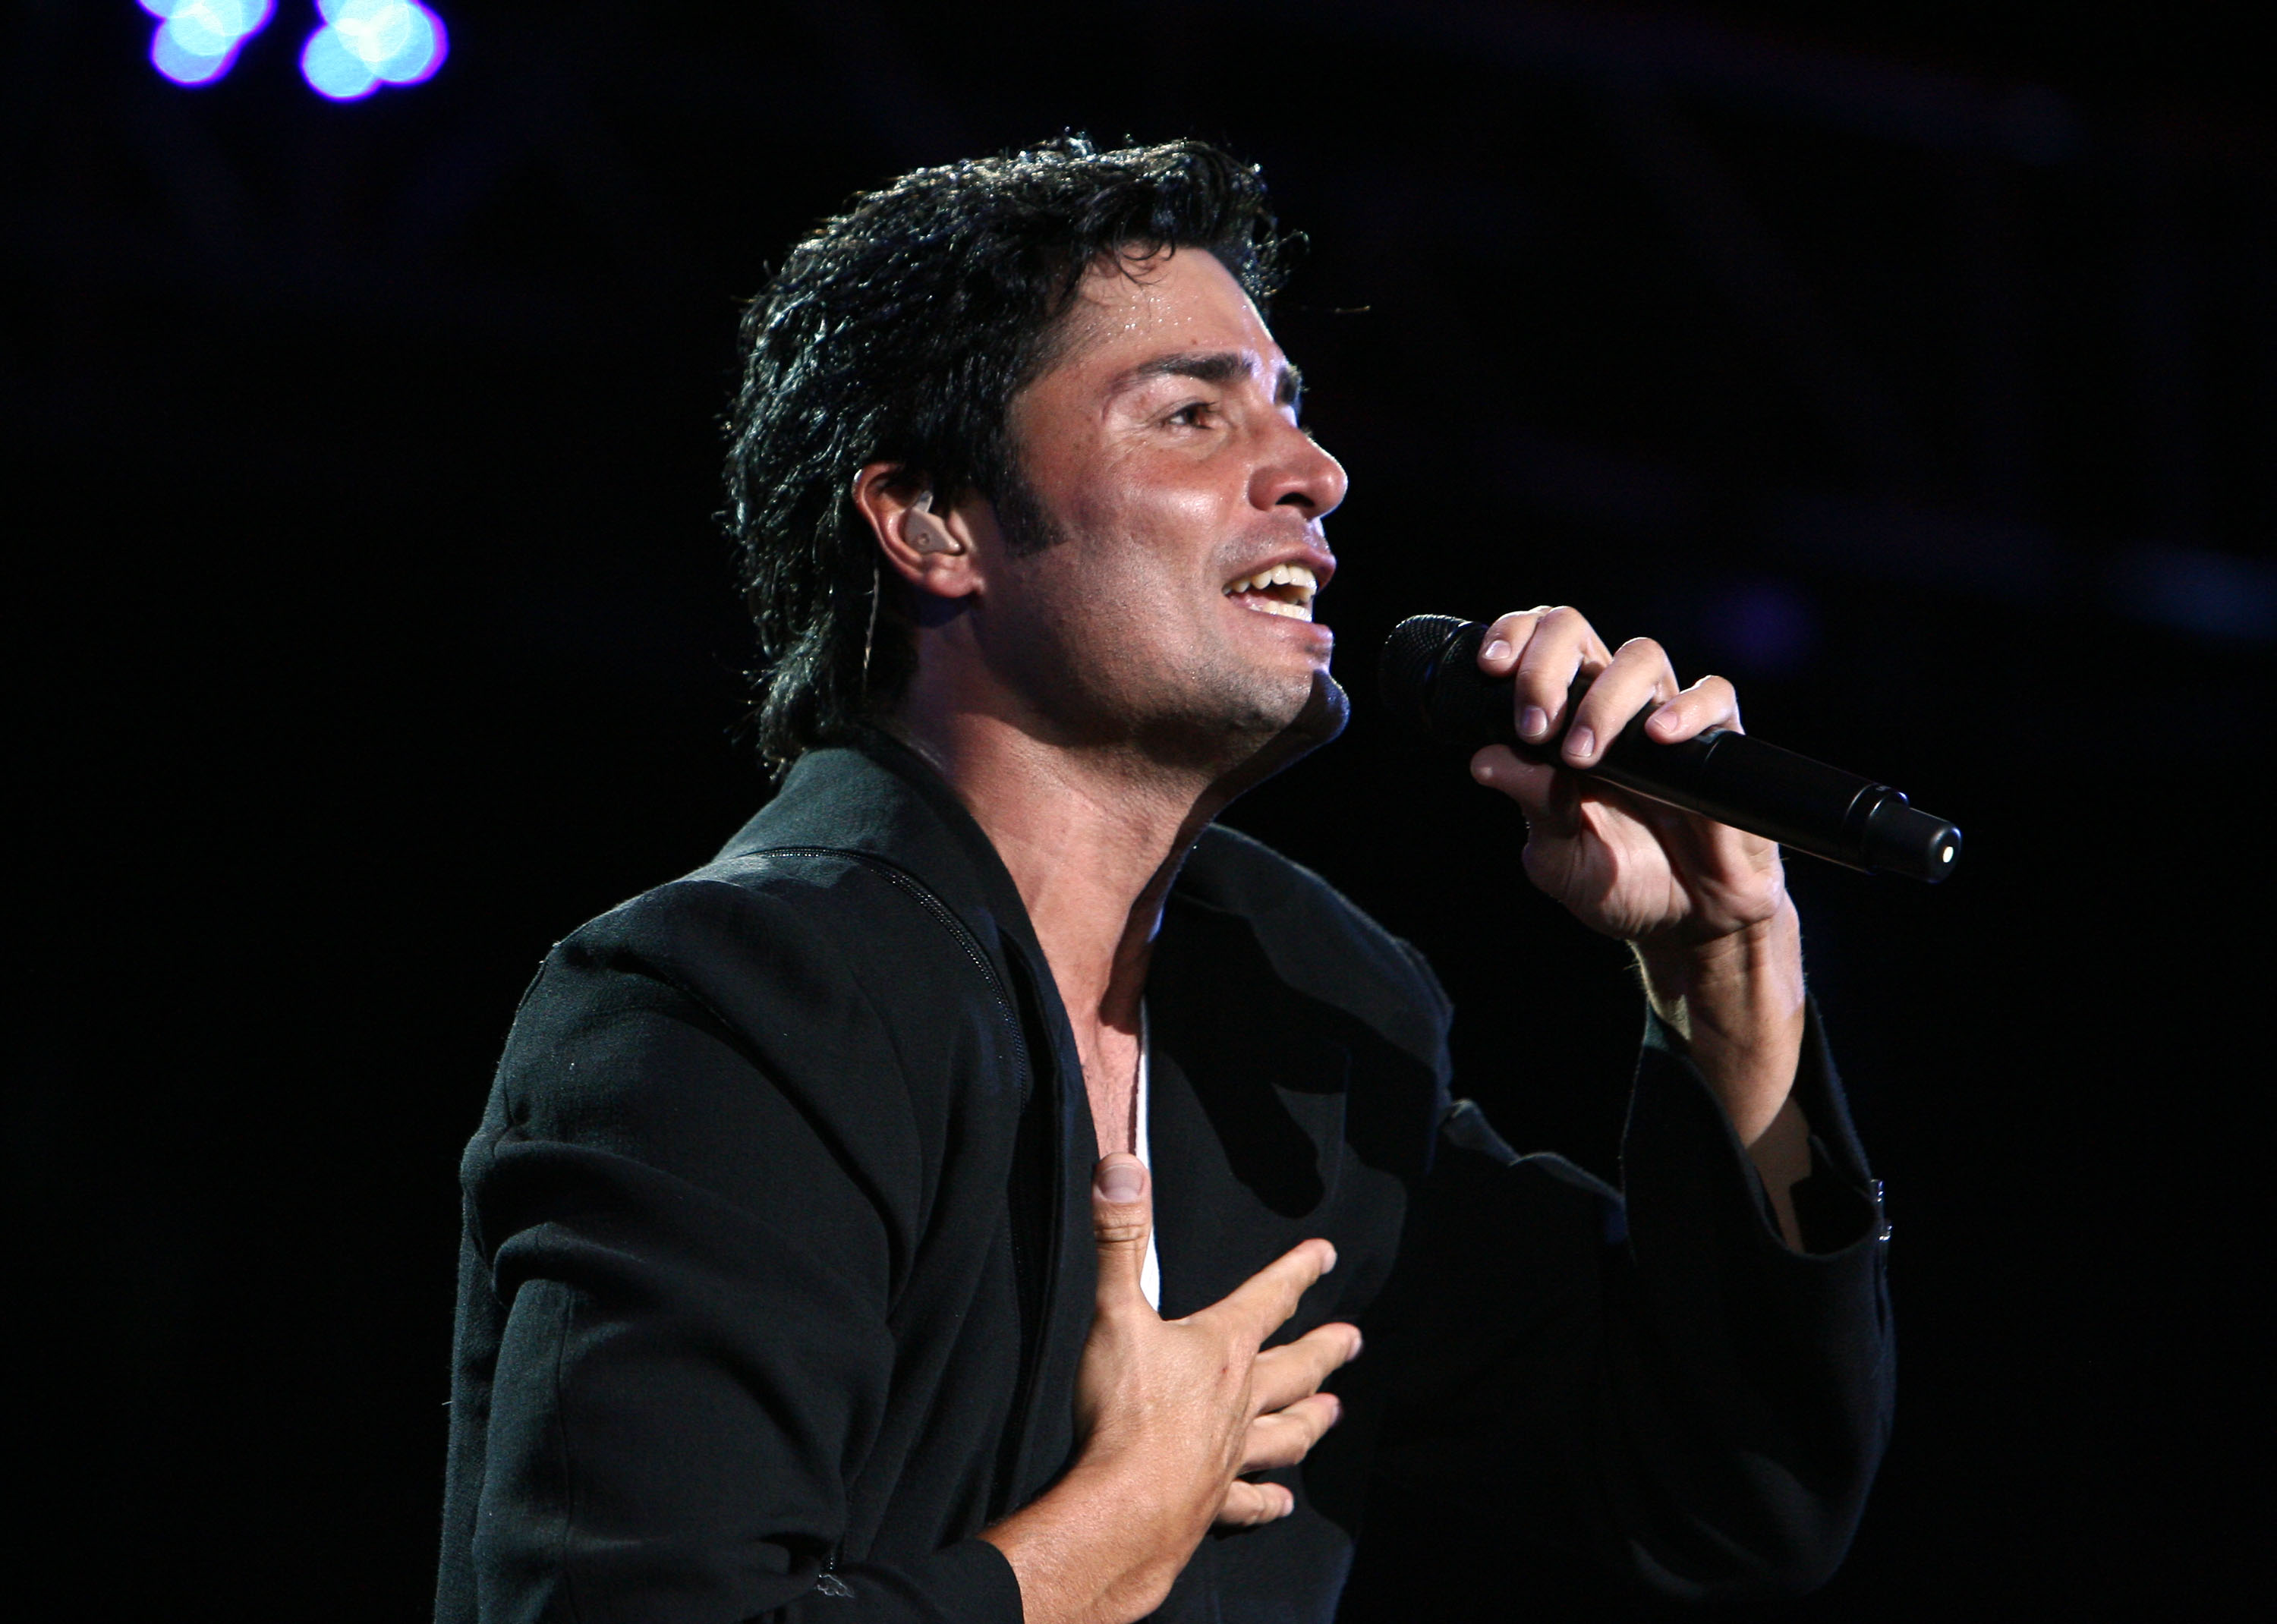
[302,2,449,100]
[143,0,273,87]
[301,21,377,98]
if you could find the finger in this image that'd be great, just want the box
[1510,606,1614,744]
[1565,637,1678,768]
[1249,1321,1364,1416]
[1643,673,1742,744]
[1469,744,1583,841]
[1215,1479,1296,1528]
[1471,608,1564,743]
[1202,1237,1337,1345]
[1472,606,1553,673]
[1240,1393,1343,1472]
[1090,1154,1154,1315]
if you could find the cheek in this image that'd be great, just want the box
[1067,461,1230,575]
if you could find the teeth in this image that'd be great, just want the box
[1223,562,1320,623]
[1225,563,1319,598]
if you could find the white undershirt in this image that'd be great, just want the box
[1135,1002,1161,1311]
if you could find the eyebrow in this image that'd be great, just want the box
[1120,351,1305,410]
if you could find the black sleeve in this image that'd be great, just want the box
[433,880,1022,1624]
[1340,1002,1893,1613]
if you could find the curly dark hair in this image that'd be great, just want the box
[723,137,1290,773]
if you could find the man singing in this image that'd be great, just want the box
[436,139,1892,1624]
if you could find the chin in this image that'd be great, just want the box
[1182,669,1349,798]
[1211,665,1337,746]
[1101,655,1346,785]
[1287,669,1350,749]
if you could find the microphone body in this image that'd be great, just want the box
[1379,615,1961,883]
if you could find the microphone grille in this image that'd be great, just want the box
[1378,614,1470,737]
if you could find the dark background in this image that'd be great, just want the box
[11,2,2269,1616]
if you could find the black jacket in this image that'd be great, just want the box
[436,735,1893,1624]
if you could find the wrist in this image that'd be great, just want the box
[1633,901,1806,1147]
[1633,901,1800,1010]
[979,1454,1194,1624]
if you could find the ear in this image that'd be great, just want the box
[849,463,987,601]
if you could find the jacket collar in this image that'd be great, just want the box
[715,729,1053,985]
[720,732,1102,1504]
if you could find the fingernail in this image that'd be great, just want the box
[1519,704,1548,740]
[1567,725,1595,761]
[1481,637,1510,663]
[1321,1242,1338,1273]
[1094,1157,1142,1202]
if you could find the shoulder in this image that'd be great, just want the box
[480,850,997,1223]
[546,847,943,1002]
[1177,823,1452,1049]
[505,846,991,1107]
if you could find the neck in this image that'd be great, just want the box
[890,697,1229,1042]
[883,633,1343,1156]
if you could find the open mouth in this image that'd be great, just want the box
[1224,562,1318,622]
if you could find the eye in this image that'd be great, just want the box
[1167,399,1217,429]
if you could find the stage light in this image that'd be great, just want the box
[301,2,449,100]
[142,0,274,87]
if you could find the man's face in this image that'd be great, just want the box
[975,247,1348,766]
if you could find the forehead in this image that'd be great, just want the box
[1048,247,1283,382]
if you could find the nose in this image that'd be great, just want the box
[1252,418,1348,523]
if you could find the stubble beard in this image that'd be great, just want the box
[1008,569,1343,790]
[991,462,1346,785]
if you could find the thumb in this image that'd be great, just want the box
[1091,1153,1152,1311]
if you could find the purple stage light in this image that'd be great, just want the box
[303,2,449,99]
[301,20,378,99]
[374,5,447,86]
[1702,579,1820,676]
[142,0,274,89]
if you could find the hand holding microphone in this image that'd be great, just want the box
[1379,610,1960,885]
[1374,604,1953,1207]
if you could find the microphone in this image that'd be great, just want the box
[1378,614,1961,883]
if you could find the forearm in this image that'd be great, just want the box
[1633,899,1810,1243]
[978,1456,1197,1624]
